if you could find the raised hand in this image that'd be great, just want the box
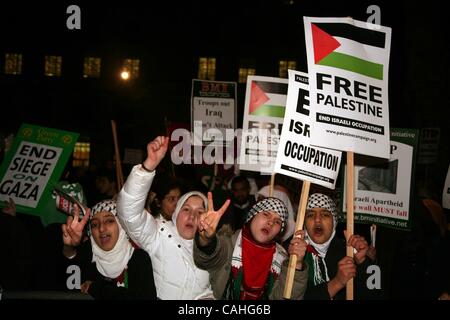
[197,192,230,246]
[61,204,90,248]
[142,136,169,172]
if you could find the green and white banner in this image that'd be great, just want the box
[0,123,79,221]
[304,17,392,159]
[341,128,418,230]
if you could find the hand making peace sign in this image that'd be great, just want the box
[197,192,230,246]
[61,204,90,247]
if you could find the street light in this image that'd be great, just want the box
[120,70,130,80]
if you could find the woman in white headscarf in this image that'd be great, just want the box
[61,199,157,299]
[303,193,372,300]
[117,136,229,299]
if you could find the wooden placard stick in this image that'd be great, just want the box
[283,180,310,299]
[111,120,124,192]
[346,151,355,300]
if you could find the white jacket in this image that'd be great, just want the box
[117,165,213,300]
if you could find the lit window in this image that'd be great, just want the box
[198,57,216,80]
[287,60,297,70]
[5,53,22,75]
[121,59,140,79]
[238,68,256,83]
[72,142,90,167]
[83,57,101,78]
[45,55,62,77]
[279,60,297,78]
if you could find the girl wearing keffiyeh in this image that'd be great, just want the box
[303,193,372,300]
[194,195,308,300]
[61,199,157,299]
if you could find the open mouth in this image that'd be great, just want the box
[261,227,269,235]
[313,225,323,237]
[99,234,111,245]
[185,223,194,230]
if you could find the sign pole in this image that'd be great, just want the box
[346,151,355,300]
[111,120,124,192]
[269,173,276,197]
[283,180,310,299]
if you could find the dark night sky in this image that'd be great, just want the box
[1,0,449,179]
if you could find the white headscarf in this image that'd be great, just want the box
[304,193,338,285]
[171,191,208,248]
[257,186,296,242]
[170,191,213,298]
[90,200,134,279]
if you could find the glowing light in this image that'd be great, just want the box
[120,71,130,80]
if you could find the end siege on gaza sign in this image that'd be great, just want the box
[0,124,78,217]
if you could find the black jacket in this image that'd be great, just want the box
[70,241,157,300]
[304,236,377,300]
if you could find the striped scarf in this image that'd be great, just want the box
[227,226,286,300]
[305,244,330,286]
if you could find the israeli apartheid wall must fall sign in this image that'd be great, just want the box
[274,70,342,189]
[304,17,392,159]
[0,123,79,220]
[191,79,237,146]
[239,75,287,173]
[341,128,418,230]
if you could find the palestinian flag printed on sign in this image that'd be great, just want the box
[240,75,288,173]
[304,17,392,159]
[249,80,288,118]
[311,22,387,80]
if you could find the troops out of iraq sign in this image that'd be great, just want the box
[0,124,79,220]
[191,79,237,146]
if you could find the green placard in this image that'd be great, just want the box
[0,123,79,224]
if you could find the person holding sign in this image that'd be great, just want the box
[194,197,308,300]
[117,136,221,299]
[61,200,157,299]
[303,193,373,300]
